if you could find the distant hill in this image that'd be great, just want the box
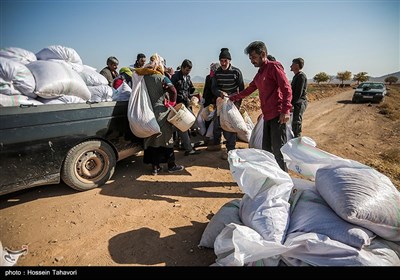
[192,76,206,83]
[369,71,400,82]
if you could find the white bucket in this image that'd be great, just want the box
[167,103,196,132]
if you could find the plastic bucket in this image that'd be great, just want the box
[167,103,196,132]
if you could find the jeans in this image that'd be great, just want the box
[178,130,192,152]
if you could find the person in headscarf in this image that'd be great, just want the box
[113,67,133,88]
[133,54,185,175]
[203,62,220,108]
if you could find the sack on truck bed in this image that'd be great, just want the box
[0,57,36,98]
[27,60,91,100]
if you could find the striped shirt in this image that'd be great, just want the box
[211,64,245,99]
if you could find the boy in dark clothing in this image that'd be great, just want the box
[290,57,308,138]
[170,59,200,156]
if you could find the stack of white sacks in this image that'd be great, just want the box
[199,137,400,266]
[0,45,114,107]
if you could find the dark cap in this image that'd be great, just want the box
[219,48,231,60]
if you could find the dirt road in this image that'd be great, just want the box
[0,88,398,266]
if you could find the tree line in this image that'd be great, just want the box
[313,71,398,85]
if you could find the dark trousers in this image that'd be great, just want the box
[212,114,237,151]
[143,147,176,169]
[292,101,307,138]
[262,116,288,172]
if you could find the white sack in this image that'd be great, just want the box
[229,148,293,199]
[88,85,113,102]
[288,177,317,212]
[0,57,36,97]
[316,166,400,241]
[196,106,207,136]
[281,136,366,179]
[127,73,161,138]
[236,109,254,143]
[0,47,37,64]
[287,188,375,249]
[214,224,400,266]
[248,114,263,149]
[78,65,108,86]
[36,45,83,65]
[249,113,294,149]
[27,60,91,100]
[218,97,248,134]
[0,93,43,107]
[198,199,242,248]
[214,223,292,266]
[229,149,293,243]
[37,95,86,105]
[283,232,400,266]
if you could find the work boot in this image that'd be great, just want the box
[206,144,222,151]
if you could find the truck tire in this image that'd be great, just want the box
[61,140,116,191]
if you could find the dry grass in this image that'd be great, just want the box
[377,84,400,120]
[372,84,400,187]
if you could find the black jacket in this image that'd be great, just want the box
[171,70,195,108]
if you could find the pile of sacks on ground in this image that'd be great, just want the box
[199,137,400,266]
[0,45,120,107]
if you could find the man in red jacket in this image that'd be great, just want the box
[229,41,292,171]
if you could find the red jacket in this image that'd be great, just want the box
[231,60,292,121]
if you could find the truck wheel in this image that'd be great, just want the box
[61,140,116,191]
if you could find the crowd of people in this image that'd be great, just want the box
[99,40,308,175]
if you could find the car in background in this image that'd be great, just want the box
[352,82,387,103]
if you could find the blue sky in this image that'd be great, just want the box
[1,0,399,81]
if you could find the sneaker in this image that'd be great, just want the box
[152,166,162,176]
[206,144,222,151]
[221,149,228,160]
[184,149,201,156]
[168,165,185,173]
